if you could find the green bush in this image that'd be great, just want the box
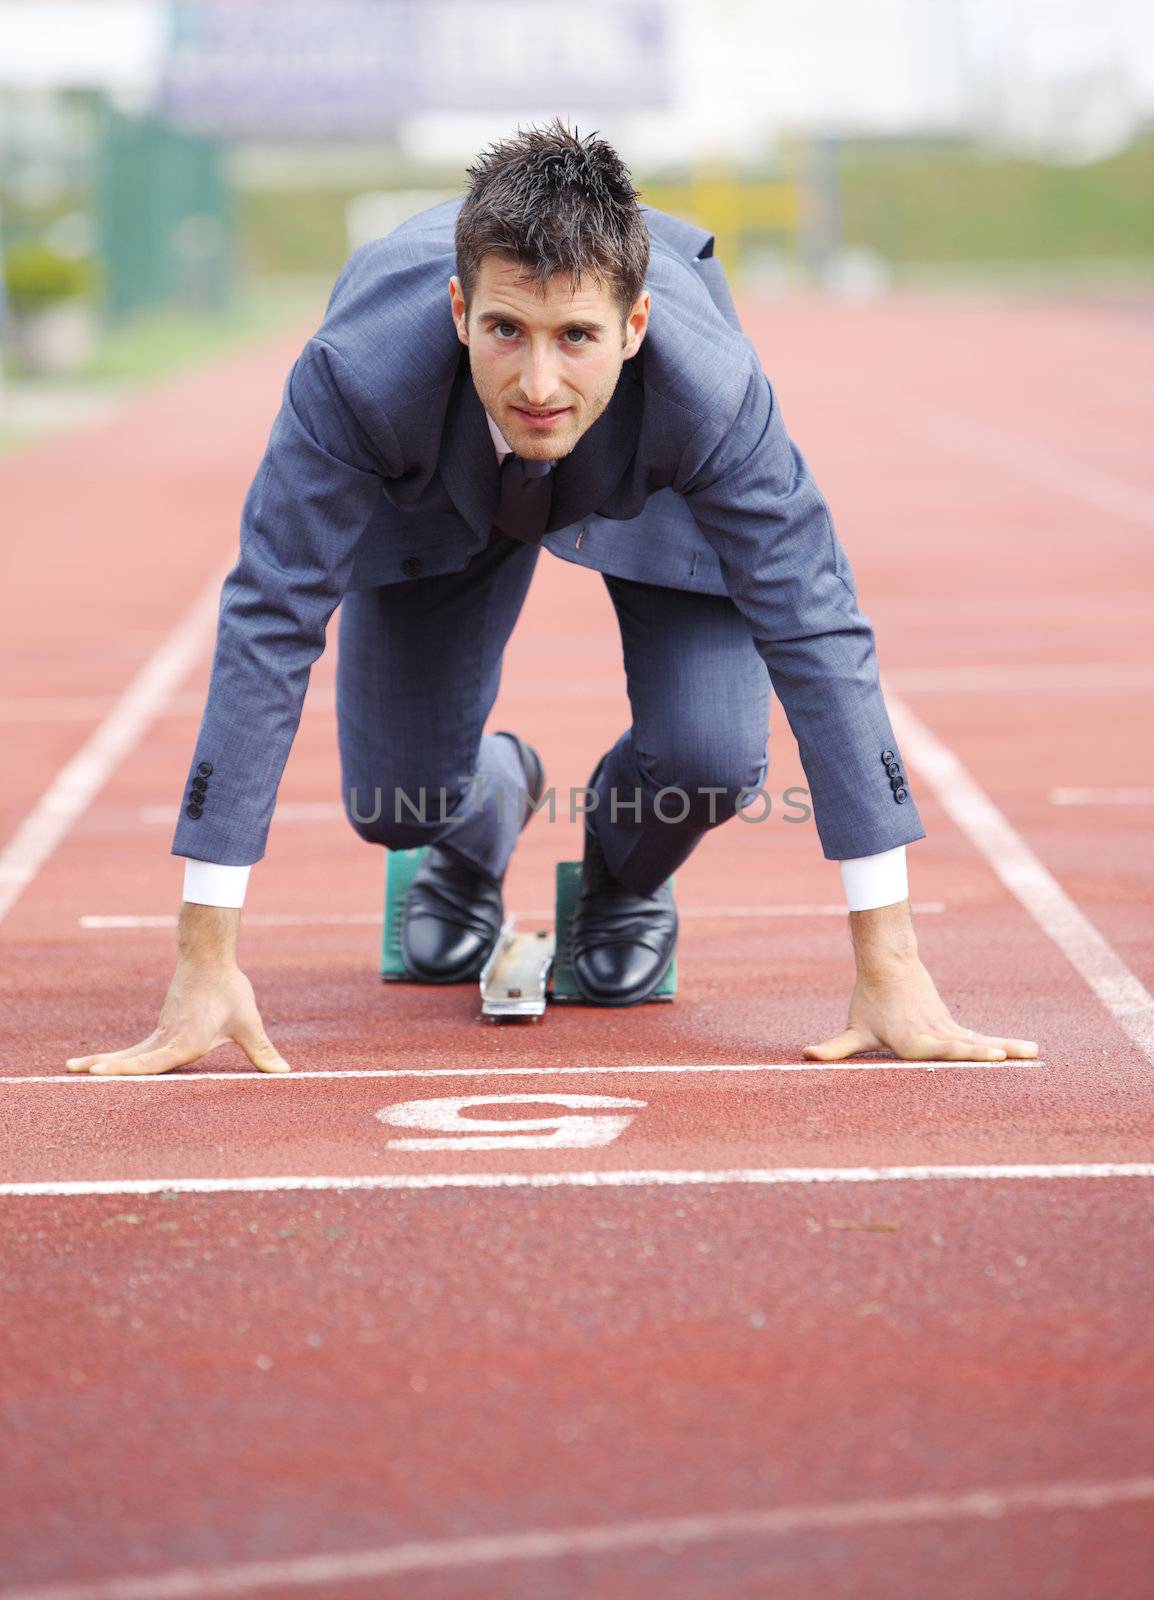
[3,243,99,311]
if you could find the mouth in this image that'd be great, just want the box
[511,406,570,427]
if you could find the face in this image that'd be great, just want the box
[449,254,649,460]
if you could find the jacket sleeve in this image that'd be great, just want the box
[171,338,395,867]
[677,363,925,861]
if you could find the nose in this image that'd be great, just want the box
[519,341,561,408]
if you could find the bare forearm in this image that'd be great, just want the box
[849,898,918,976]
[178,901,241,969]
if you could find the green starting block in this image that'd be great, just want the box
[380,846,428,981]
[549,861,677,1004]
[381,847,676,1017]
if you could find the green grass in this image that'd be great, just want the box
[239,189,367,277]
[231,139,1154,288]
[0,278,328,456]
[838,137,1154,265]
[80,278,329,382]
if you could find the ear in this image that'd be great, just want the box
[622,290,650,361]
[448,276,469,345]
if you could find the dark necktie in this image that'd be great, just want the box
[493,452,554,545]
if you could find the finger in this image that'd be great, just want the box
[67,1034,165,1071]
[958,1031,1038,1059]
[803,1025,878,1062]
[88,1041,200,1077]
[236,1028,291,1075]
[66,1043,152,1068]
[68,1052,148,1073]
[902,1033,1006,1062]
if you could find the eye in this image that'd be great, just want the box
[492,323,519,340]
[563,328,590,345]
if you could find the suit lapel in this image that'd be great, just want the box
[440,353,501,541]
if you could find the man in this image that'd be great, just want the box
[67,122,1036,1077]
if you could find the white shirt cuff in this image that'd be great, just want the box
[182,859,252,908]
[838,846,908,911]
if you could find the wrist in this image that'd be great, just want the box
[178,902,240,969]
[849,899,918,976]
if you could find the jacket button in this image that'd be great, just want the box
[881,748,896,765]
[192,776,208,793]
[885,761,902,780]
[197,761,214,777]
[890,774,906,792]
[186,802,204,819]
[401,557,423,578]
[893,787,909,804]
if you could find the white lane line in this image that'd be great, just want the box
[1050,787,1154,807]
[0,1060,1042,1084]
[604,902,946,919]
[81,912,384,930]
[0,1164,1149,1198]
[76,902,946,931]
[888,690,1154,1065]
[0,691,331,724]
[902,402,1154,531]
[0,562,230,929]
[3,1477,1153,1599]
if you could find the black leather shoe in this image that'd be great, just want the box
[570,819,678,1007]
[400,732,544,984]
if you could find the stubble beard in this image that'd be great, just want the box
[470,357,624,463]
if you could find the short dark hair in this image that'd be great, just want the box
[455,118,650,321]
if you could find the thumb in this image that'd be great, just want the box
[803,1024,876,1062]
[236,1024,291,1075]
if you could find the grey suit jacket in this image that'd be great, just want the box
[172,198,924,867]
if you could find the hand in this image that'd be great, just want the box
[804,901,1038,1064]
[66,958,291,1077]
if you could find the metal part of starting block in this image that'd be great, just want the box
[550,860,677,1003]
[479,921,556,1021]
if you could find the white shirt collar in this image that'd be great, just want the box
[485,410,554,468]
[486,411,514,460]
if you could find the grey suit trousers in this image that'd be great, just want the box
[336,529,772,896]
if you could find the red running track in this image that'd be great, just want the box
[0,292,1152,1598]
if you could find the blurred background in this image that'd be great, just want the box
[1,0,1152,449]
